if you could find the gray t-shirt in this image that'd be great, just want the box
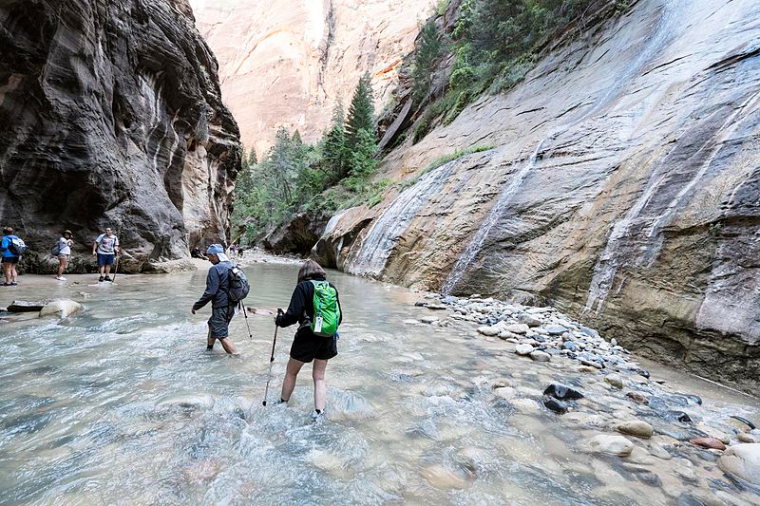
[58,237,72,256]
[95,234,119,255]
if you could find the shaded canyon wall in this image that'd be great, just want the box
[315,0,760,389]
[188,0,436,155]
[0,0,241,271]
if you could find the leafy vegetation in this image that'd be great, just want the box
[411,0,630,142]
[231,74,381,244]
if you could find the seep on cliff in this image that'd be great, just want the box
[311,0,760,390]
[0,0,241,273]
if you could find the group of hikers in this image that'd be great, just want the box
[192,244,342,420]
[0,226,121,284]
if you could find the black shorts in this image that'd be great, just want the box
[290,328,338,363]
[207,306,234,339]
[1,256,19,264]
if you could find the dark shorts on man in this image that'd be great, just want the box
[290,328,338,363]
[97,253,115,266]
[208,306,234,339]
[1,256,19,265]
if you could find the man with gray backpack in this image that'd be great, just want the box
[275,259,342,421]
[191,244,250,355]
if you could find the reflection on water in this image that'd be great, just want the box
[0,264,758,505]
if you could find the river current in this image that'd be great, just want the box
[0,262,758,505]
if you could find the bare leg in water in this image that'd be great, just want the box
[280,358,328,412]
[312,359,328,412]
[280,358,305,403]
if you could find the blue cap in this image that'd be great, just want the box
[206,244,224,255]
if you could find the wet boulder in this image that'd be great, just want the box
[543,384,584,400]
[588,434,634,457]
[39,300,83,318]
[718,443,760,485]
[8,300,48,312]
[690,437,726,451]
[615,420,654,439]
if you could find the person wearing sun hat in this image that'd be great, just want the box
[191,244,238,354]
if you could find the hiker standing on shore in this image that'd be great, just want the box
[192,244,239,355]
[54,230,74,281]
[0,227,26,286]
[92,227,119,282]
[276,259,342,421]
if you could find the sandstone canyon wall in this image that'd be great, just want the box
[315,0,760,389]
[188,0,436,156]
[0,0,241,272]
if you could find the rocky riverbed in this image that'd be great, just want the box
[407,293,760,502]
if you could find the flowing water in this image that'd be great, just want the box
[348,161,457,277]
[0,264,758,505]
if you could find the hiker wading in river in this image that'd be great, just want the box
[192,244,238,355]
[276,259,342,421]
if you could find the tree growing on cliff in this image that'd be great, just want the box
[412,18,445,104]
[345,73,375,149]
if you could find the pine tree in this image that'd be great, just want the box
[345,73,375,150]
[322,102,348,180]
[412,18,443,103]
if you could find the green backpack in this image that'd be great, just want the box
[310,280,340,337]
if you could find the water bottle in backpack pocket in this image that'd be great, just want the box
[310,280,340,337]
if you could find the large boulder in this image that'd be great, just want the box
[719,443,760,485]
[0,0,241,273]
[264,211,329,256]
[39,300,83,318]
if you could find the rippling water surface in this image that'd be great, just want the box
[0,263,758,505]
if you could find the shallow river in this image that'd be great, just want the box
[0,263,758,505]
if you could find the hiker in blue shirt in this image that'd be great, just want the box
[192,244,238,355]
[92,227,119,282]
[0,227,24,286]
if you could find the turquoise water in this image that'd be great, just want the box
[0,263,757,505]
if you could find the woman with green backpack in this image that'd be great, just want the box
[275,259,342,421]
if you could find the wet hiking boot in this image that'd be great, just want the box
[98,276,104,282]
[310,409,325,423]
[104,276,112,282]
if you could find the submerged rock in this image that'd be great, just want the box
[718,443,760,485]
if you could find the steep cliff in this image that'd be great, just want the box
[0,0,241,272]
[315,0,760,389]
[188,0,436,155]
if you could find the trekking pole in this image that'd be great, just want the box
[111,228,121,283]
[240,301,253,340]
[262,309,282,407]
[111,254,120,283]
